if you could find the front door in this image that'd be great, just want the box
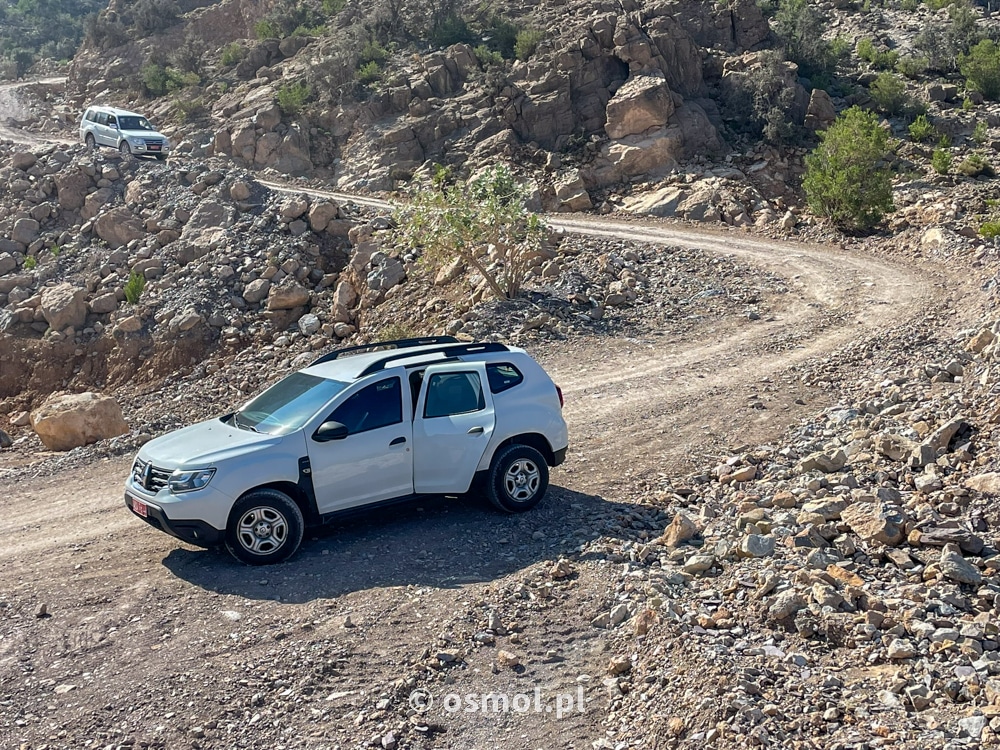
[413,362,495,494]
[308,375,413,513]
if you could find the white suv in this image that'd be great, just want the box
[79,105,171,160]
[125,337,569,564]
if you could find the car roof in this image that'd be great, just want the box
[301,342,526,382]
[86,105,146,118]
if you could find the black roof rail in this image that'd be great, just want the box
[358,342,510,377]
[310,336,460,367]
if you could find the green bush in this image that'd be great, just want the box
[909,114,935,142]
[357,60,381,85]
[23,255,37,270]
[359,39,390,65]
[973,119,988,145]
[474,45,503,67]
[141,63,198,97]
[276,81,310,115]
[960,39,1000,100]
[220,42,244,67]
[803,106,895,230]
[483,15,519,59]
[514,28,544,61]
[932,148,952,174]
[774,0,841,81]
[430,15,474,48]
[869,72,910,115]
[957,153,993,177]
[901,0,919,10]
[254,19,282,39]
[896,55,928,79]
[980,220,1000,238]
[858,38,899,70]
[322,0,345,13]
[124,271,146,305]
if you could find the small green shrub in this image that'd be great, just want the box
[141,63,198,97]
[858,38,899,69]
[901,0,919,10]
[932,148,952,174]
[23,255,37,270]
[973,119,988,145]
[276,80,310,115]
[254,19,281,39]
[430,15,474,48]
[124,271,146,304]
[474,45,503,67]
[322,0,345,13]
[963,96,975,110]
[960,39,1000,101]
[980,220,1000,238]
[514,28,544,61]
[924,0,955,9]
[909,114,935,141]
[803,106,895,230]
[958,153,993,177]
[359,39,389,65]
[896,55,928,79]
[869,72,910,115]
[50,244,61,257]
[356,60,381,85]
[220,42,244,67]
[173,96,204,122]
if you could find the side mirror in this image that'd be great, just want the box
[313,421,348,442]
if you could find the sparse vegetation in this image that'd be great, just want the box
[908,114,935,142]
[869,72,912,115]
[932,148,952,174]
[957,153,993,177]
[141,63,199,98]
[803,106,895,231]
[220,42,245,67]
[973,119,988,145]
[356,61,382,86]
[514,28,544,61]
[773,0,842,82]
[896,55,928,79]
[277,81,311,115]
[857,38,899,70]
[23,255,37,270]
[124,271,146,305]
[979,220,1000,238]
[959,39,1000,100]
[397,165,546,300]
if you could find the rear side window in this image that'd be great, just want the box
[487,363,523,394]
[96,112,108,125]
[424,372,485,418]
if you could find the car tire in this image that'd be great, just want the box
[155,154,166,161]
[485,444,549,513]
[85,133,96,149]
[119,141,131,155]
[225,489,304,565]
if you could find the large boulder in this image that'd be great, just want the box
[605,74,675,140]
[11,217,40,247]
[40,283,88,330]
[841,501,910,547]
[804,88,836,131]
[30,392,129,451]
[95,207,145,249]
[53,170,91,211]
[267,280,310,310]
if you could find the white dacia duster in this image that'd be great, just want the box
[125,337,568,564]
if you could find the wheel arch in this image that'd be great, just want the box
[237,481,320,527]
[492,432,555,466]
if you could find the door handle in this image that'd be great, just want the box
[467,426,484,435]
[389,436,407,446]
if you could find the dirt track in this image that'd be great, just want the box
[0,92,958,749]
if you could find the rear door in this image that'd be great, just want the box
[413,362,495,494]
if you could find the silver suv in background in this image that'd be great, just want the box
[79,105,170,160]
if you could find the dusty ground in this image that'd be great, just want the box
[0,199,962,749]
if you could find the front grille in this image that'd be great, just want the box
[143,139,164,148]
[133,459,171,492]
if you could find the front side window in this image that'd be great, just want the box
[234,373,348,436]
[329,377,402,434]
[118,116,152,131]
[96,112,108,125]
[424,372,485,418]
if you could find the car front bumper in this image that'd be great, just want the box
[124,476,231,546]
[124,494,223,546]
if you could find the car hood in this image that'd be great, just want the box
[139,417,282,468]
[121,128,168,141]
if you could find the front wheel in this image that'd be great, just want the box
[85,133,96,149]
[225,489,304,565]
[155,154,166,161]
[119,141,131,155]
[486,444,549,513]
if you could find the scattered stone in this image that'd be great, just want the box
[939,544,982,585]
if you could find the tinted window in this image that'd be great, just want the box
[236,372,348,436]
[118,116,152,130]
[487,363,523,394]
[424,372,485,418]
[85,110,97,122]
[330,377,402,434]
[96,112,108,125]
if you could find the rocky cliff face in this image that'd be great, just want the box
[66,0,776,207]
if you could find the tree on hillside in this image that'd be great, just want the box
[396,166,546,300]
[803,106,895,231]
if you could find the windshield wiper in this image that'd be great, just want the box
[232,413,260,433]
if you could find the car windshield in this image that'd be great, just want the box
[233,373,348,436]
[118,116,153,131]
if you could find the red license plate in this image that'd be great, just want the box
[148,144,160,151]
[132,498,148,517]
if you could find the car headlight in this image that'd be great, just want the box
[168,468,216,493]
[129,137,143,145]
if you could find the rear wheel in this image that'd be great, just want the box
[119,141,131,155]
[85,133,95,149]
[486,444,549,513]
[225,489,304,565]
